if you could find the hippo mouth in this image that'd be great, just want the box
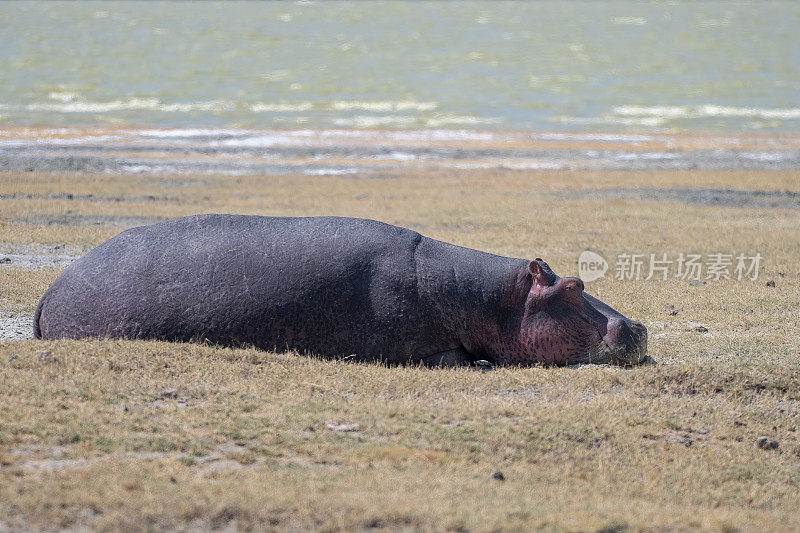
[591,330,648,365]
[568,322,649,366]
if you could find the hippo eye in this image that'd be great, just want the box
[556,279,585,306]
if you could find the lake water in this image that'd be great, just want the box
[1,1,798,132]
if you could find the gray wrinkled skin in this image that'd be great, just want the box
[35,215,647,366]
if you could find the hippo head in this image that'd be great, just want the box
[515,258,648,366]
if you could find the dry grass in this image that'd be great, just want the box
[1,164,799,531]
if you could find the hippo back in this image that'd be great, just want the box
[36,215,444,361]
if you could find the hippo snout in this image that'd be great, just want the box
[599,318,648,365]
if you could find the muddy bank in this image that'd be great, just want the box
[2,128,800,175]
[2,148,799,176]
[2,214,168,228]
[0,153,391,176]
[553,187,800,210]
[0,192,177,203]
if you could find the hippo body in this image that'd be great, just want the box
[35,215,647,366]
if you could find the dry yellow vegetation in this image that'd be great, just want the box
[1,165,799,531]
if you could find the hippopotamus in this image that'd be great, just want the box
[34,215,647,366]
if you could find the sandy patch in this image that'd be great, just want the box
[0,244,84,270]
[0,314,34,341]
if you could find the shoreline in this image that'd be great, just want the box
[2,126,800,176]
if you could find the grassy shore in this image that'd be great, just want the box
[1,163,799,531]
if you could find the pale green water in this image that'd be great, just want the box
[1,1,798,132]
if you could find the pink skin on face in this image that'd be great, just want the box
[469,258,645,366]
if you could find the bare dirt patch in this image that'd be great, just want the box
[3,214,167,228]
[0,314,33,341]
[553,187,800,209]
[0,245,84,270]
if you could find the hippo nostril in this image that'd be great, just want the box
[605,318,645,344]
[576,278,585,292]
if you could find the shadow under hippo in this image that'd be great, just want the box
[34,215,648,367]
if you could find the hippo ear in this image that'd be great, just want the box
[529,258,557,287]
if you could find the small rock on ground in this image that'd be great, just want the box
[325,421,360,432]
[37,349,56,364]
[756,436,779,450]
[666,434,693,447]
[687,321,709,333]
[473,359,493,372]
